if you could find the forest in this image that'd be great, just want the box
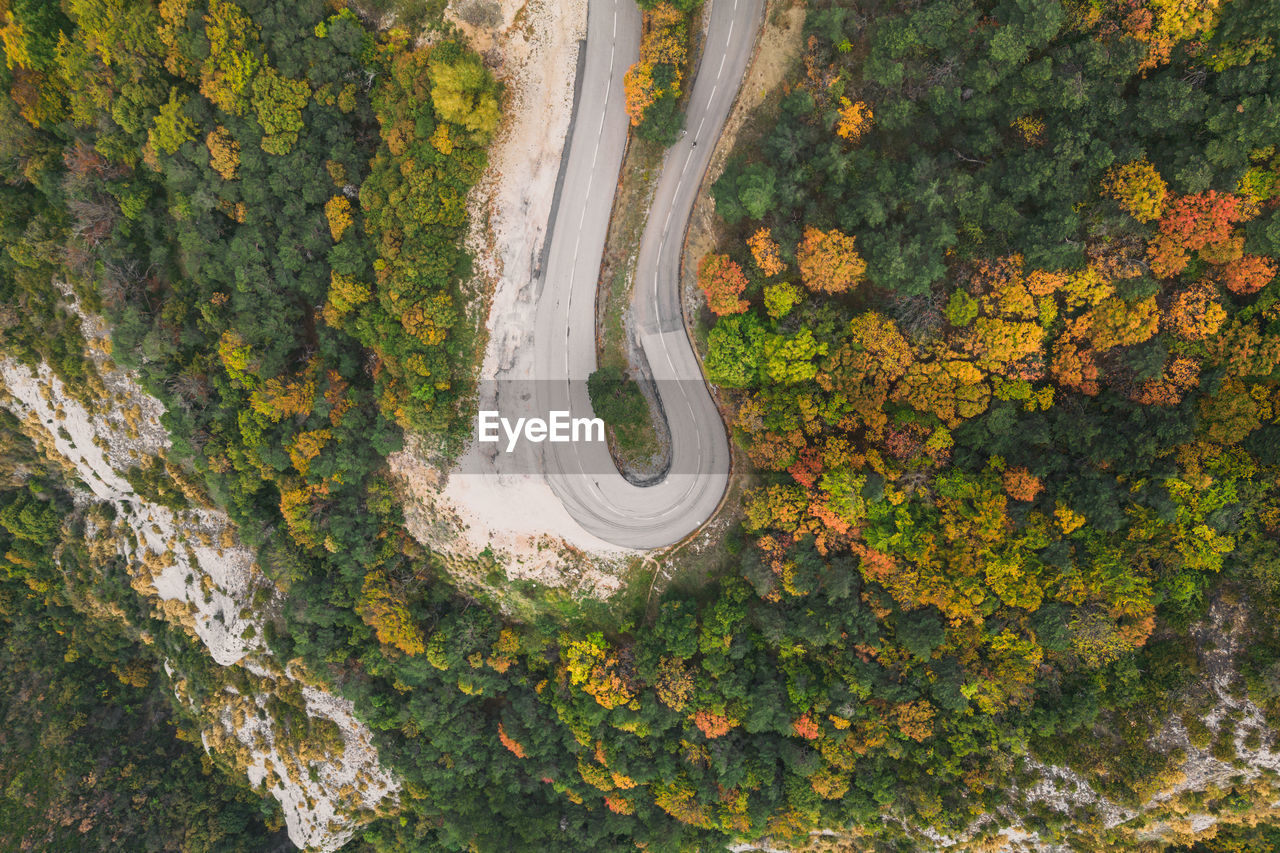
[1,0,1280,851]
[0,415,290,850]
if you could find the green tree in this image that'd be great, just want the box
[251,65,309,155]
[587,366,648,426]
[148,87,195,155]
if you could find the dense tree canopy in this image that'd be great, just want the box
[3,0,1280,851]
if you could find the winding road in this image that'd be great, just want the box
[529,0,763,549]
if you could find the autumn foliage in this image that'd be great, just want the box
[1103,157,1167,222]
[1001,467,1043,502]
[325,195,353,242]
[712,217,1258,701]
[356,572,425,656]
[1158,191,1249,252]
[497,724,527,758]
[353,43,498,429]
[1221,254,1277,295]
[797,226,867,294]
[200,0,260,116]
[1144,190,1256,279]
[835,98,873,141]
[623,4,688,127]
[747,227,785,276]
[623,63,656,125]
[1168,280,1226,341]
[792,714,821,740]
[692,710,735,739]
[1010,114,1046,146]
[205,126,239,179]
[604,796,635,815]
[1115,0,1223,72]
[564,633,636,709]
[12,0,1280,845]
[697,253,749,315]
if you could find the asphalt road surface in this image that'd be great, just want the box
[532,0,763,548]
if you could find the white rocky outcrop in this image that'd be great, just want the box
[0,349,399,852]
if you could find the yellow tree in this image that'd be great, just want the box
[206,126,240,179]
[835,98,873,141]
[747,227,786,276]
[428,53,500,136]
[1011,114,1046,146]
[322,272,371,327]
[891,356,991,426]
[1128,0,1223,72]
[564,632,636,709]
[325,195,353,242]
[1084,296,1160,351]
[961,317,1044,372]
[356,572,425,655]
[158,0,195,79]
[250,368,317,421]
[200,0,260,116]
[623,62,656,126]
[797,226,866,294]
[817,312,914,434]
[1168,280,1227,341]
[640,4,688,68]
[287,429,332,476]
[1103,157,1168,222]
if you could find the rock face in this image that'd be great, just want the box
[0,337,399,851]
[740,595,1280,853]
[999,597,1280,851]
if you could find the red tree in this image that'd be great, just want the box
[1222,254,1278,295]
[697,253,749,315]
[1157,191,1249,251]
[792,714,821,740]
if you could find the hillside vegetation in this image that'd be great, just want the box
[2,0,1280,851]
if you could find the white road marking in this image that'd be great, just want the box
[529,0,758,544]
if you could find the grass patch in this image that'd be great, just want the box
[596,138,668,473]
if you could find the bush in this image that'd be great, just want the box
[587,366,648,426]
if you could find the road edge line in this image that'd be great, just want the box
[537,37,591,283]
[664,0,770,550]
